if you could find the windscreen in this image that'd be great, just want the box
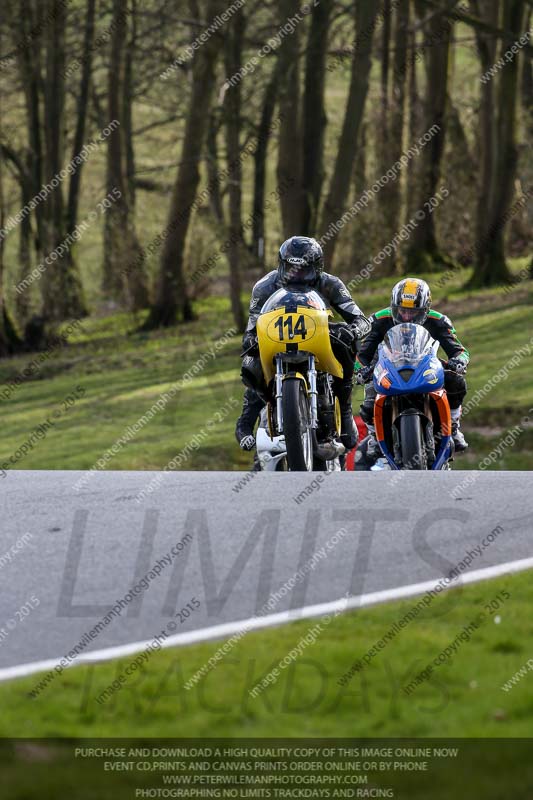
[382,323,435,367]
[261,289,327,314]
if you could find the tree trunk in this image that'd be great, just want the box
[16,160,34,323]
[276,0,304,238]
[467,0,525,287]
[252,63,279,260]
[353,122,367,195]
[223,8,246,332]
[350,121,374,278]
[447,95,474,169]
[0,142,23,355]
[5,2,42,326]
[143,0,225,329]
[123,0,137,210]
[17,0,45,254]
[377,0,391,180]
[523,17,533,279]
[318,0,380,266]
[0,142,33,322]
[406,7,453,273]
[301,0,333,235]
[406,21,421,221]
[102,0,148,309]
[206,111,225,224]
[41,0,87,321]
[378,0,409,275]
[66,0,96,236]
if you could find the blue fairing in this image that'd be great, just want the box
[373,352,444,395]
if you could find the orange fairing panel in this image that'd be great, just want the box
[430,389,452,436]
[374,394,387,442]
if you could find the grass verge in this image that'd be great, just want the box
[2,569,532,738]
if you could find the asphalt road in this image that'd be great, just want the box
[0,469,532,677]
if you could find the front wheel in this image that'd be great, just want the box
[282,378,313,471]
[399,414,427,470]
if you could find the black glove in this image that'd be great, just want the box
[329,323,355,350]
[241,333,258,357]
[447,357,467,375]
[355,364,374,385]
[239,435,256,451]
[350,316,371,341]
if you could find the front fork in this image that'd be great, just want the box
[308,355,318,429]
[274,355,318,435]
[274,356,283,434]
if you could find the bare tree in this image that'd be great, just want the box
[378,0,409,275]
[206,111,225,224]
[66,0,96,236]
[102,0,148,309]
[467,0,527,286]
[143,0,226,328]
[0,146,23,354]
[318,0,380,266]
[223,7,246,331]
[251,63,279,260]
[40,0,87,321]
[276,0,304,238]
[301,0,333,234]
[405,5,453,272]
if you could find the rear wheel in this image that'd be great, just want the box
[399,414,427,470]
[282,378,313,471]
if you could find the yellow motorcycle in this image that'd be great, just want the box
[256,288,346,471]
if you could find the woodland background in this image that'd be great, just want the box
[0,0,531,472]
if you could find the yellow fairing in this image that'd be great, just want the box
[257,306,343,383]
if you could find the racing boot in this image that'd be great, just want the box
[333,378,358,451]
[450,407,468,452]
[451,420,468,452]
[365,423,380,460]
[354,434,377,471]
[235,388,264,450]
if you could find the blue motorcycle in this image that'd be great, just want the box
[372,323,454,470]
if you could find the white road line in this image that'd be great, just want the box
[2,554,533,685]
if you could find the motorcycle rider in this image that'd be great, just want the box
[355,278,470,456]
[235,236,371,452]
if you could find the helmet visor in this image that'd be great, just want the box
[280,261,317,287]
[391,305,428,324]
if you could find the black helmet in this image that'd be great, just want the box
[391,278,431,324]
[278,236,323,288]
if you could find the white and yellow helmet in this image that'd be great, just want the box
[391,278,431,324]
